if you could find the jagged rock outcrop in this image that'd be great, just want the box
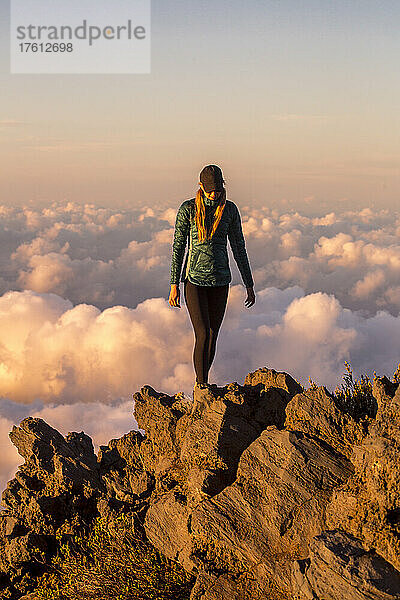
[326,376,400,571]
[284,385,368,458]
[0,366,400,599]
[292,530,400,600]
[189,428,353,596]
[0,418,106,597]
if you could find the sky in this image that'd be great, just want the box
[0,0,399,211]
[1,1,400,501]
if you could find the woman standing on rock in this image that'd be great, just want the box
[169,164,255,388]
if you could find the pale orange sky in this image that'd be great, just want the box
[0,0,399,213]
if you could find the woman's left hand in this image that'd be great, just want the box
[245,286,256,308]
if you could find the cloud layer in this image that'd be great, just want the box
[0,285,399,402]
[1,202,174,309]
[1,201,400,499]
[0,202,400,315]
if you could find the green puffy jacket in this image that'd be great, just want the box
[170,196,254,287]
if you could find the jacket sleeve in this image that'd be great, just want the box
[170,202,191,285]
[227,203,254,288]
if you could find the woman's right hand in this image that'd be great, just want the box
[245,286,256,307]
[169,284,181,308]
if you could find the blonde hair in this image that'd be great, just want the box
[195,187,226,242]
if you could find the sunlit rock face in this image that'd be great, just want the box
[1,366,400,600]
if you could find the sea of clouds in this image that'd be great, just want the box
[1,200,400,497]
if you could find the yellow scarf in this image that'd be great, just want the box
[195,188,226,242]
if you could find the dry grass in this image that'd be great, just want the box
[34,512,194,600]
[332,361,376,420]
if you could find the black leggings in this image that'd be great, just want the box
[184,278,229,384]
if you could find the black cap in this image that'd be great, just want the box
[199,165,225,193]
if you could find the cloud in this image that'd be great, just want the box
[0,287,398,404]
[0,286,400,501]
[0,120,26,128]
[270,114,328,121]
[0,201,400,316]
[0,289,192,404]
[351,269,385,300]
[241,207,400,315]
[4,202,172,309]
[31,141,120,152]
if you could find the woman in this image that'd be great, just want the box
[169,164,255,387]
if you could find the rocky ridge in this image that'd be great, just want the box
[0,367,400,599]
